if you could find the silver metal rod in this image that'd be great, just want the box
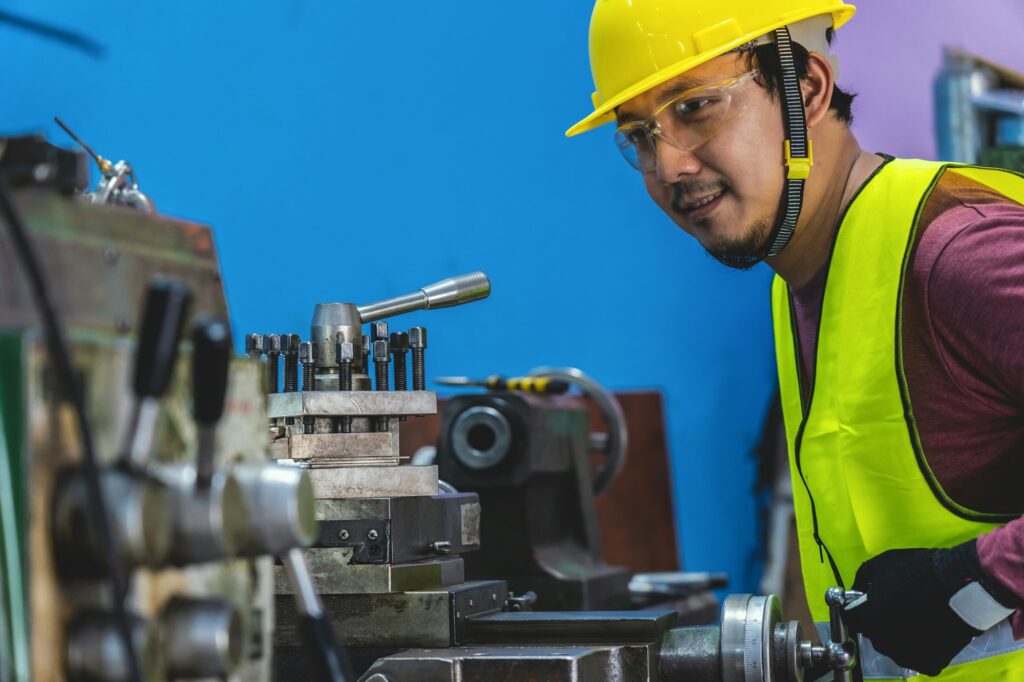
[357,272,490,323]
[283,547,323,618]
[124,398,160,467]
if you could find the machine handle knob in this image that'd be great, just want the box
[133,277,192,399]
[357,271,490,322]
[191,317,231,425]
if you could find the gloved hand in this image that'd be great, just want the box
[843,540,1018,676]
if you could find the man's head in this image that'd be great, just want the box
[567,1,858,268]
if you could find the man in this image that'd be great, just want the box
[566,2,1024,679]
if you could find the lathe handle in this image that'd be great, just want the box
[357,271,490,322]
[192,317,231,425]
[133,276,192,399]
[298,613,352,682]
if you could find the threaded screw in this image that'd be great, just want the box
[409,327,427,391]
[390,331,408,391]
[373,339,390,432]
[265,334,282,393]
[336,335,354,433]
[283,333,300,393]
[299,341,317,434]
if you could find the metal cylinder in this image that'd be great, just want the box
[450,405,513,470]
[66,612,163,682]
[659,626,722,682]
[161,597,243,679]
[53,467,171,574]
[154,466,251,565]
[232,463,317,556]
[311,302,361,369]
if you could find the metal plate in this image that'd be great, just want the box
[359,643,654,682]
[267,391,437,419]
[275,553,465,595]
[315,494,481,563]
[269,432,397,467]
[307,466,438,499]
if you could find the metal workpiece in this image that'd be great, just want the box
[284,333,301,393]
[278,553,467,595]
[356,272,491,323]
[390,332,409,391]
[53,467,172,575]
[65,611,164,682]
[659,625,722,681]
[305,465,439,500]
[266,390,437,418]
[153,465,251,565]
[232,463,317,556]
[266,333,283,393]
[161,596,244,679]
[245,333,265,358]
[314,494,481,564]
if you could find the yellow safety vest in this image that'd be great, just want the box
[771,158,1024,680]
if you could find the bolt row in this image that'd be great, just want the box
[244,324,428,395]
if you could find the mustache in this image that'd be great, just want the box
[670,179,729,216]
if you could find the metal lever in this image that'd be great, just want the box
[191,317,231,488]
[824,587,862,682]
[122,277,192,467]
[283,548,353,682]
[356,271,490,322]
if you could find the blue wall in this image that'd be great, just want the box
[2,2,778,592]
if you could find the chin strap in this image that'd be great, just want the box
[766,26,813,258]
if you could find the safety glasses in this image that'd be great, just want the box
[614,70,760,173]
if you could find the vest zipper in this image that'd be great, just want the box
[787,294,845,588]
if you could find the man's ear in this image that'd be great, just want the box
[802,52,835,129]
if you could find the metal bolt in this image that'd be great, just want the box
[300,341,317,434]
[409,327,427,391]
[390,332,409,391]
[370,321,389,343]
[361,333,371,375]
[283,333,300,393]
[265,334,282,393]
[336,335,354,433]
[373,339,391,432]
[245,333,265,359]
[367,529,379,541]
[337,529,350,541]
[431,540,452,555]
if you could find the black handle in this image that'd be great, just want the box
[191,317,232,425]
[133,277,192,399]
[298,613,352,682]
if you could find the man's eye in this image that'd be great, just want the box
[673,97,717,117]
[623,127,650,146]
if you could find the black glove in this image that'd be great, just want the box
[843,540,1018,676]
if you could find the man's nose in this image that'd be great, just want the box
[654,138,701,184]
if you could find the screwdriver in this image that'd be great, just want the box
[434,375,570,395]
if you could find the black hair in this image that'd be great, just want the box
[738,28,856,124]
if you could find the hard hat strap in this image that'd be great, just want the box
[766,26,811,258]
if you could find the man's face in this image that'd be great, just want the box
[616,54,785,268]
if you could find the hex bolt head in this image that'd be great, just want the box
[298,341,316,363]
[362,334,370,354]
[245,333,265,356]
[371,321,389,342]
[336,341,354,362]
[283,333,300,354]
[373,339,390,360]
[389,332,409,352]
[266,334,282,354]
[367,529,379,541]
[409,327,427,349]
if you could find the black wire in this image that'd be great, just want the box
[0,9,105,58]
[0,182,142,682]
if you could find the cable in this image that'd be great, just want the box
[0,182,142,682]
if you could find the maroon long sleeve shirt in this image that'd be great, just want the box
[789,166,1024,634]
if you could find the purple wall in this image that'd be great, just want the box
[835,0,1024,159]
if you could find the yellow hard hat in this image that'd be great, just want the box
[566,0,856,137]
